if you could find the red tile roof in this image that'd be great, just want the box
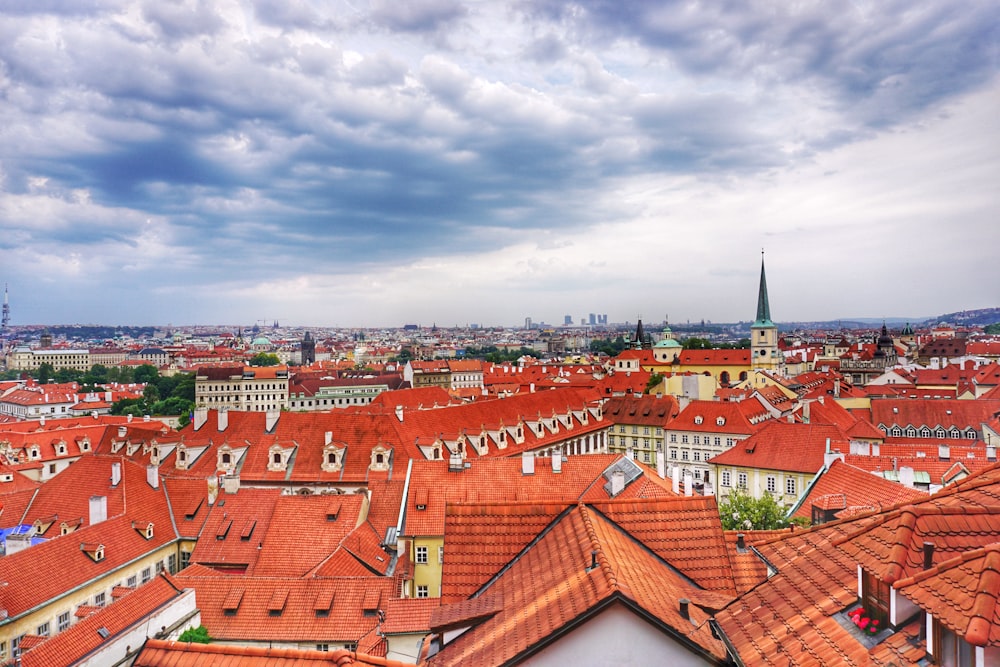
[708,421,849,474]
[173,564,396,645]
[791,459,927,520]
[135,639,411,667]
[894,543,1000,647]
[20,574,188,667]
[426,504,726,666]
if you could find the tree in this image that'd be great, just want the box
[37,362,54,384]
[84,364,109,385]
[986,323,1000,335]
[249,352,280,367]
[134,364,160,385]
[645,372,664,394]
[178,625,210,644]
[171,373,196,401]
[718,488,790,530]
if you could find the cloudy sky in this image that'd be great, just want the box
[1,1,997,328]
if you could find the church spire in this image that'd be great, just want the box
[754,251,772,326]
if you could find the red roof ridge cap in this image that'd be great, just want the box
[578,504,618,592]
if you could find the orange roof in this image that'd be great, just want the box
[135,639,411,667]
[678,349,752,366]
[894,543,1000,647]
[791,459,927,520]
[426,504,726,666]
[20,574,188,667]
[173,564,395,645]
[708,421,849,474]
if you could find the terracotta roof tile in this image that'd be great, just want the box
[135,638,411,667]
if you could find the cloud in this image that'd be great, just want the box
[0,0,996,326]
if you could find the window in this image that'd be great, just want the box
[142,567,152,583]
[169,554,178,574]
[94,592,106,607]
[714,437,721,447]
[127,575,137,588]
[669,449,677,460]
[694,451,701,461]
[933,618,975,667]
[670,434,677,443]
[643,427,650,435]
[12,635,24,659]
[721,471,731,487]
[766,476,776,493]
[37,621,50,637]
[681,450,689,461]
[693,435,700,445]
[317,644,329,652]
[631,426,638,434]
[416,546,428,564]
[861,570,890,628]
[180,551,191,570]
[416,585,429,599]
[681,435,689,444]
[786,478,796,495]
[439,546,444,564]
[737,472,747,489]
[643,451,651,463]
[58,611,70,633]
[618,425,625,433]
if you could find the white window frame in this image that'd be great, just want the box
[416,546,428,565]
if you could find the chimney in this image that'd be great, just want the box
[223,474,240,494]
[678,598,691,621]
[110,462,122,487]
[143,415,150,422]
[106,390,113,402]
[193,407,208,431]
[736,533,746,551]
[449,451,464,472]
[611,469,626,497]
[265,409,280,432]
[656,449,666,479]
[395,405,404,422]
[146,464,159,489]
[552,449,562,473]
[217,407,229,431]
[672,466,680,494]
[802,401,810,423]
[521,452,535,476]
[834,379,841,398]
[207,477,218,506]
[118,426,127,438]
[923,541,935,570]
[325,431,333,446]
[823,439,844,468]
[899,466,915,488]
[89,495,108,525]
[683,472,693,496]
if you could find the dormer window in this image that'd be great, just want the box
[176,447,188,470]
[81,543,105,562]
[322,443,344,473]
[369,446,390,471]
[79,438,91,452]
[56,442,67,456]
[133,521,154,540]
[694,416,703,425]
[28,447,40,460]
[860,569,890,629]
[716,417,725,426]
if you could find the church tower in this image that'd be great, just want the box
[750,254,781,373]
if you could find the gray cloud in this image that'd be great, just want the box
[0,0,996,326]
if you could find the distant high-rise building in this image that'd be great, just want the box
[588,313,596,325]
[564,315,573,326]
[525,317,533,330]
[1,283,9,333]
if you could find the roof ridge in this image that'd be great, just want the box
[578,503,618,592]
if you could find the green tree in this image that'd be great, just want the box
[143,383,160,405]
[134,364,160,385]
[110,398,145,417]
[178,625,210,644]
[718,488,790,530]
[985,323,1000,335]
[171,373,196,401]
[84,364,109,385]
[249,352,280,367]
[645,372,664,394]
[37,362,54,384]
[54,368,84,383]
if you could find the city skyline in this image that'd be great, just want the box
[1,2,998,328]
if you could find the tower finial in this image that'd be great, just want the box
[754,253,772,325]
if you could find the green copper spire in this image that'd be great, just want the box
[753,252,773,327]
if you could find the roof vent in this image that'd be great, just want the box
[678,598,691,621]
